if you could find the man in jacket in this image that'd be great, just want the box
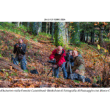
[13,38,27,70]
[49,46,67,79]
[70,50,85,82]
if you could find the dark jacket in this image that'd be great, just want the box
[13,43,26,56]
[49,49,66,67]
[65,53,74,62]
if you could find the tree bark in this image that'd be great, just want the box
[80,30,85,42]
[58,22,66,44]
[38,22,42,33]
[16,22,20,27]
[91,31,95,45]
[99,27,104,46]
[42,22,46,33]
[51,22,55,40]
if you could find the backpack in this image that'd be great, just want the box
[30,69,39,74]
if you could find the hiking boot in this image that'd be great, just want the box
[79,75,85,83]
[70,73,78,80]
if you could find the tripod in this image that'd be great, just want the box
[47,66,54,76]
[47,65,63,77]
[66,59,73,78]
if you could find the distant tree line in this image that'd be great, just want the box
[11,22,110,47]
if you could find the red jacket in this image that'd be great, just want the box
[49,49,66,67]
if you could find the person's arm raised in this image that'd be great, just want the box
[13,44,17,54]
[20,44,26,55]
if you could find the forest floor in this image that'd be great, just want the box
[0,30,110,88]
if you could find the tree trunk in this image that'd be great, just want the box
[42,22,46,33]
[54,22,59,46]
[65,27,69,43]
[16,22,20,27]
[86,33,89,43]
[99,27,104,46]
[65,22,69,43]
[46,22,48,33]
[27,22,30,31]
[38,22,42,33]
[32,22,38,35]
[80,30,85,42]
[20,22,22,26]
[91,31,95,45]
[68,30,71,44]
[58,22,66,44]
[72,22,80,44]
[109,26,110,39]
[48,22,50,34]
[51,22,55,40]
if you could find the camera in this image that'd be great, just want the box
[16,44,22,49]
[48,59,56,64]
[66,53,71,61]
[18,44,22,48]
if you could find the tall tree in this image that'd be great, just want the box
[65,22,69,43]
[54,22,66,46]
[51,22,55,40]
[58,22,66,44]
[38,22,42,33]
[16,22,20,27]
[42,22,46,32]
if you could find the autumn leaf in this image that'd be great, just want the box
[97,44,100,50]
[104,49,108,53]
[10,66,12,70]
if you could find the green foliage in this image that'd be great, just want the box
[11,72,17,76]
[24,69,29,73]
[57,35,64,46]
[69,22,80,44]
[1,69,5,72]
[39,32,51,38]
[6,72,9,77]
[25,36,30,40]
[28,56,31,61]
[59,76,63,78]
[54,23,59,46]
[8,46,13,50]
[54,22,65,46]
[0,22,29,38]
[104,38,110,42]
[97,75,101,81]
[93,77,97,84]
[74,80,80,83]
[0,76,2,80]
[64,44,71,50]
[2,31,6,34]
[33,38,38,42]
[0,54,3,58]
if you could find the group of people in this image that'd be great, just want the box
[12,39,90,83]
[49,46,87,82]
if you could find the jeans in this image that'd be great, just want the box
[53,62,67,79]
[70,72,85,82]
[13,55,27,70]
